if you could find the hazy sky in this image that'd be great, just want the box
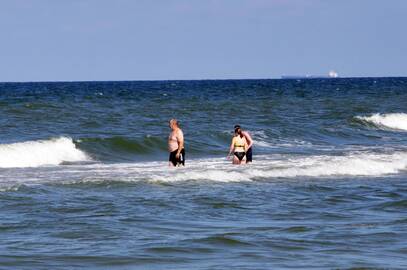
[1,0,406,81]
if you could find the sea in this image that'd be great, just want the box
[0,78,406,269]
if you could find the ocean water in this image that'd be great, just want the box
[0,78,407,269]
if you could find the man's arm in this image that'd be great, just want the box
[176,130,184,158]
[243,131,253,149]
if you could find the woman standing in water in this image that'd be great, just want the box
[227,127,248,165]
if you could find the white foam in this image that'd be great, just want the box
[0,137,90,168]
[356,113,407,131]
[255,138,313,149]
[1,149,407,188]
[252,152,407,178]
[14,152,407,184]
[107,151,407,180]
[244,130,314,149]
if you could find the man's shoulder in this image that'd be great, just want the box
[177,128,184,136]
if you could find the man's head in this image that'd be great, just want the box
[234,124,241,130]
[169,119,179,129]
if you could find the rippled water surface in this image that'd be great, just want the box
[1,78,407,269]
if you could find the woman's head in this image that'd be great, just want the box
[234,127,242,135]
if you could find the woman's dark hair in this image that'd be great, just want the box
[234,127,242,134]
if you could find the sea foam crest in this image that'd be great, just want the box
[33,151,407,185]
[256,152,407,178]
[356,113,407,131]
[1,150,407,188]
[0,137,89,168]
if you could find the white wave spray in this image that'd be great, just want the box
[3,150,406,188]
[0,137,90,168]
[356,113,407,131]
[251,152,407,178]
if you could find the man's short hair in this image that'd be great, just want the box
[171,119,180,127]
[234,124,241,129]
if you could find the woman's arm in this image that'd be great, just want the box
[228,137,235,158]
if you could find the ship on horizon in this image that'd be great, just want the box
[281,70,339,79]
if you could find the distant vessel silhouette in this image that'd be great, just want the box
[282,70,339,79]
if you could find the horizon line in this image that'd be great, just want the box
[0,75,406,84]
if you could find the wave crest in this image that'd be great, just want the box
[16,151,407,185]
[356,113,407,131]
[0,137,90,168]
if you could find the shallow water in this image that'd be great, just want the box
[1,78,407,269]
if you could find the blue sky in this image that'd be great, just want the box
[0,0,406,81]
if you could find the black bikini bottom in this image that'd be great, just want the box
[234,152,245,161]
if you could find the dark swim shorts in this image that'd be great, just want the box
[169,148,185,166]
[246,147,253,162]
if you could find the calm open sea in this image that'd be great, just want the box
[0,78,406,269]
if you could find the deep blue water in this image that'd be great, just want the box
[0,78,407,269]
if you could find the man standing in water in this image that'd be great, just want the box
[234,125,253,163]
[168,119,185,166]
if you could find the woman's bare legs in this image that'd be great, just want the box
[233,155,240,164]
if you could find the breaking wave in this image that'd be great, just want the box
[356,113,407,131]
[3,150,406,187]
[0,137,90,168]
